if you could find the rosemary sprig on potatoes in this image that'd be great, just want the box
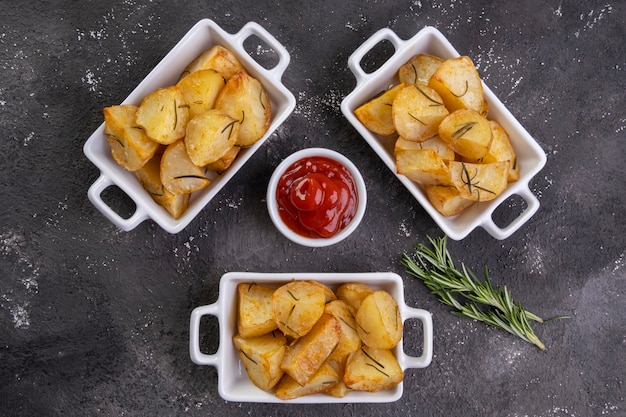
[402,236,564,350]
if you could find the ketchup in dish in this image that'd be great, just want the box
[276,156,359,238]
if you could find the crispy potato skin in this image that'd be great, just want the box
[280,313,341,386]
[356,290,403,350]
[237,283,278,339]
[344,346,404,392]
[233,332,287,391]
[272,280,326,338]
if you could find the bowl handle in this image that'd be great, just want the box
[399,306,433,369]
[347,28,405,85]
[189,303,221,367]
[231,21,291,81]
[87,174,148,231]
[482,184,541,240]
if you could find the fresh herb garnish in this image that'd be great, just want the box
[401,236,568,350]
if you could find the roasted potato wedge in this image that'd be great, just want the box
[181,45,246,80]
[215,71,271,147]
[237,283,278,339]
[280,314,341,386]
[205,145,240,174]
[428,55,488,117]
[325,300,361,362]
[103,104,160,171]
[398,53,444,86]
[176,69,226,118]
[354,83,405,136]
[160,140,210,194]
[324,363,352,398]
[335,282,375,312]
[272,281,327,338]
[392,84,449,142]
[134,151,190,219]
[438,108,492,160]
[184,109,239,167]
[425,185,475,217]
[463,120,519,182]
[395,148,452,186]
[275,361,339,400]
[233,331,287,391]
[394,135,455,162]
[355,290,402,350]
[344,346,404,392]
[136,86,189,145]
[449,160,510,202]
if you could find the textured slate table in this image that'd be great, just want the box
[1,1,624,416]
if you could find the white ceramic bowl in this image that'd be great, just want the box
[83,19,296,233]
[266,148,367,247]
[189,271,433,403]
[340,26,547,240]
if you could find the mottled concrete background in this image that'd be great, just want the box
[1,1,624,416]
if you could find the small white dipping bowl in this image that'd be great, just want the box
[266,148,367,247]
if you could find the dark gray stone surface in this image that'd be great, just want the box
[1,1,624,416]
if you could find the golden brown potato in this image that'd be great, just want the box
[428,55,488,117]
[463,120,519,182]
[449,160,510,202]
[134,151,190,219]
[324,300,361,362]
[136,86,189,145]
[354,84,405,136]
[237,283,278,339]
[181,45,246,80]
[344,346,404,392]
[280,314,340,386]
[272,281,327,338]
[160,140,210,195]
[184,109,239,167]
[394,135,455,162]
[310,281,337,303]
[215,71,271,147]
[395,148,452,186]
[103,104,160,171]
[205,145,240,174]
[438,108,492,160]
[355,290,403,350]
[275,361,339,400]
[233,331,287,391]
[323,357,353,398]
[398,53,444,86]
[425,185,475,217]
[392,84,449,142]
[335,282,375,312]
[176,69,226,118]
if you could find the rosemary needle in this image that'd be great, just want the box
[401,236,548,350]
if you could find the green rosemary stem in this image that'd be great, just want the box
[402,235,547,350]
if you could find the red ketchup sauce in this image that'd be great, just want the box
[275,156,359,238]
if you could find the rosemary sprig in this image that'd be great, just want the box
[401,236,552,350]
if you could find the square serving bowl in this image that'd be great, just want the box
[189,272,433,403]
[341,26,547,240]
[83,19,296,234]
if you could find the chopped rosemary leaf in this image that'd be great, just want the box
[451,121,477,139]
[414,84,444,106]
[450,80,469,97]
